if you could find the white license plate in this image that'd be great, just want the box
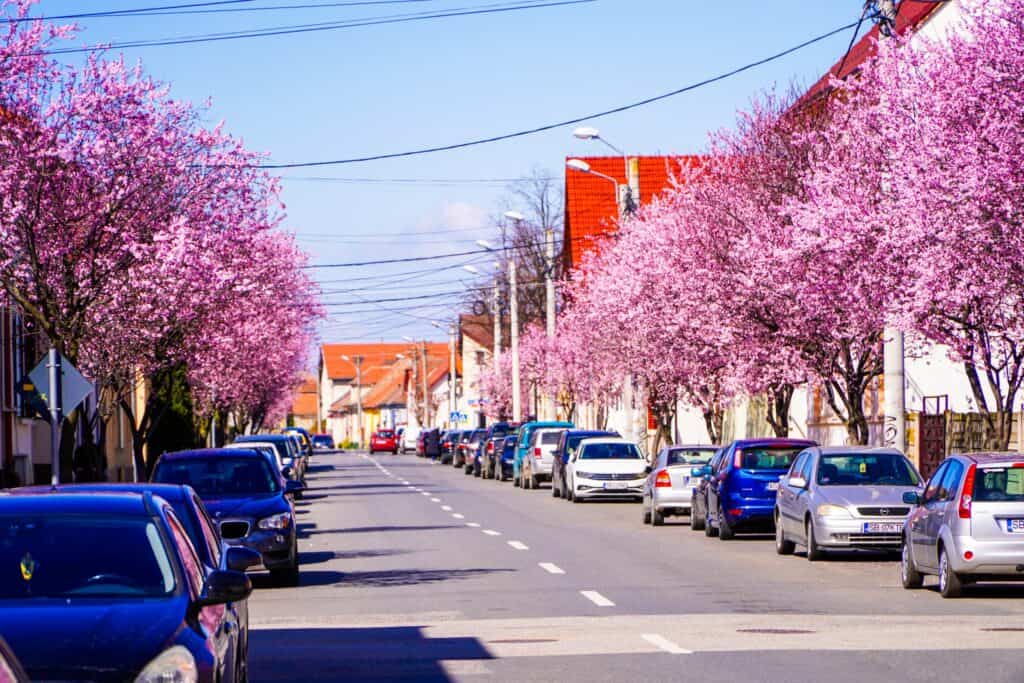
[1006,519,1024,533]
[603,482,628,490]
[864,522,903,534]
[766,482,779,491]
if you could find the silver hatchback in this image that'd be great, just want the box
[901,452,1024,597]
[641,445,718,526]
[775,446,923,560]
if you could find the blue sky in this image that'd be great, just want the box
[39,0,868,345]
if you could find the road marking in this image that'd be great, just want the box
[507,541,528,550]
[431,497,441,502]
[441,505,452,511]
[466,522,481,528]
[483,529,502,536]
[580,591,615,607]
[421,492,430,496]
[452,513,465,519]
[641,633,691,655]
[401,480,409,485]
[538,563,565,574]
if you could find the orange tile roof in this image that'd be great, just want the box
[363,359,410,409]
[321,342,447,380]
[290,376,318,418]
[563,156,699,270]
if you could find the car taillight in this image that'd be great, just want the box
[655,471,671,488]
[534,447,542,459]
[959,464,977,519]
[733,448,744,468]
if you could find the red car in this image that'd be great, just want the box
[369,429,399,454]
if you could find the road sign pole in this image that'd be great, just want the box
[46,348,63,486]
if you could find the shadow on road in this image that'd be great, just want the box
[299,549,413,564]
[304,525,463,536]
[249,626,492,682]
[293,567,513,588]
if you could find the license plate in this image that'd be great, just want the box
[603,482,628,490]
[1006,519,1024,533]
[863,522,903,534]
[766,482,779,491]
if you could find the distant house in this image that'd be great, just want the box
[288,375,318,432]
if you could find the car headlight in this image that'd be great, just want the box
[816,503,851,518]
[575,471,594,480]
[135,646,197,683]
[257,512,293,530]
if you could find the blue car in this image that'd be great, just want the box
[494,435,518,482]
[152,448,303,586]
[703,438,816,539]
[513,420,574,484]
[0,491,252,682]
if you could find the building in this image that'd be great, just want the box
[288,375,319,432]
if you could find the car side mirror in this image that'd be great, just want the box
[691,466,707,477]
[902,491,922,505]
[225,546,262,572]
[788,476,807,489]
[194,570,252,608]
[285,480,305,496]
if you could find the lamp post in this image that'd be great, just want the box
[341,354,364,449]
[478,238,521,422]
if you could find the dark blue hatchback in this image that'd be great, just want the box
[0,492,252,682]
[703,438,816,539]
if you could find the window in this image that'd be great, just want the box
[579,442,642,460]
[153,456,280,497]
[194,497,222,569]
[923,461,949,503]
[789,452,808,479]
[974,466,1024,502]
[815,453,919,486]
[475,351,485,367]
[666,448,717,466]
[165,510,204,598]
[938,460,964,502]
[736,447,802,471]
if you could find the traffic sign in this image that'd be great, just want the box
[28,354,93,416]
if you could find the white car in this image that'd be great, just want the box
[402,427,421,454]
[224,441,291,479]
[565,438,649,503]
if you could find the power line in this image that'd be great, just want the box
[835,4,871,78]
[280,175,557,185]
[31,0,439,20]
[16,0,255,21]
[252,19,858,169]
[37,0,594,55]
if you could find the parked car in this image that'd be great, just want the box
[514,421,574,485]
[478,422,519,478]
[225,440,297,486]
[0,636,28,683]
[0,491,253,682]
[519,426,570,489]
[370,429,399,454]
[774,446,922,559]
[454,429,480,470]
[641,444,720,525]
[423,428,442,460]
[440,430,461,465]
[551,430,620,498]
[402,426,421,453]
[690,448,726,532]
[703,438,816,539]
[234,433,307,482]
[283,426,314,458]
[312,433,335,450]
[416,430,428,457]
[565,437,649,502]
[463,429,488,475]
[494,435,518,481]
[901,452,1024,597]
[152,448,304,586]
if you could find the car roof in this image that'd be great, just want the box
[667,444,719,449]
[236,434,290,442]
[160,447,263,460]
[522,421,573,429]
[578,437,633,447]
[0,491,157,515]
[957,452,1024,465]
[733,438,816,448]
[12,483,191,502]
[815,446,905,456]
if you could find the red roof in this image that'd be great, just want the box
[289,376,318,418]
[321,342,447,381]
[563,156,697,270]
[798,1,941,107]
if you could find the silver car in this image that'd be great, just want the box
[775,446,923,560]
[641,445,718,526]
[901,452,1024,598]
[520,427,568,489]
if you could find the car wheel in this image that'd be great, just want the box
[529,471,539,490]
[717,503,734,540]
[496,466,505,482]
[651,504,665,527]
[691,495,705,531]
[938,546,963,598]
[642,497,651,524]
[805,519,824,561]
[552,476,561,498]
[704,504,718,537]
[775,511,795,555]
[900,538,923,589]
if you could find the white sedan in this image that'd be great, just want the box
[565,438,649,503]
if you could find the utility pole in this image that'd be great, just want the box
[544,227,556,420]
[449,323,457,428]
[355,356,364,449]
[46,348,62,486]
[492,281,501,365]
[510,259,521,422]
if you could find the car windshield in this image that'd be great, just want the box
[0,514,176,599]
[738,447,803,471]
[313,436,331,446]
[816,453,920,486]
[580,442,641,460]
[974,467,1024,502]
[666,448,717,466]
[154,457,280,497]
[539,431,563,446]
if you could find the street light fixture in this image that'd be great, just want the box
[462,265,481,275]
[503,210,525,222]
[476,239,494,250]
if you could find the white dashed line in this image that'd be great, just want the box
[641,633,691,655]
[421,492,430,497]
[580,590,615,607]
[538,563,565,575]
[482,529,501,536]
[452,513,465,519]
[507,541,528,550]
[431,498,441,502]
[441,505,453,511]
[466,522,481,528]
[401,481,409,485]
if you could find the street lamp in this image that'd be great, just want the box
[340,354,364,450]
[462,265,480,275]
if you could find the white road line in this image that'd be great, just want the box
[482,529,502,536]
[431,497,441,502]
[466,522,481,528]
[507,541,528,550]
[452,513,465,519]
[421,492,430,497]
[441,505,453,511]
[641,633,691,655]
[580,590,615,607]
[538,563,565,575]
[401,481,409,485]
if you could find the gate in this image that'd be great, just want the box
[919,395,948,479]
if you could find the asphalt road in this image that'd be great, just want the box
[247,450,1024,682]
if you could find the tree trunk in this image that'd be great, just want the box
[703,407,724,444]
[765,383,795,438]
